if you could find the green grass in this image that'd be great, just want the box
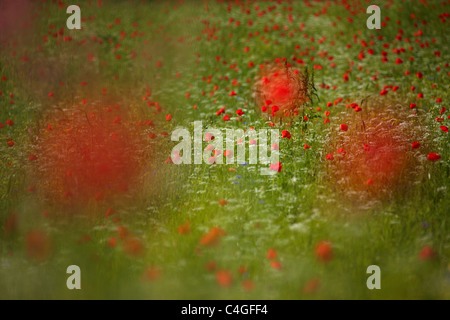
[0,0,449,299]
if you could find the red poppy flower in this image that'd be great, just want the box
[107,237,117,248]
[337,148,346,155]
[26,230,52,263]
[315,241,333,263]
[237,266,247,275]
[427,153,441,161]
[270,261,282,270]
[419,245,436,260]
[256,64,311,118]
[269,162,282,172]
[142,266,161,282]
[123,237,144,256]
[271,105,279,117]
[266,248,278,260]
[105,208,114,217]
[113,116,121,124]
[281,130,291,139]
[199,227,227,246]
[242,280,254,291]
[205,261,217,272]
[117,226,128,240]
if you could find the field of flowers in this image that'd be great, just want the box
[0,0,449,299]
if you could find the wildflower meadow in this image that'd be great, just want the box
[0,0,449,300]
